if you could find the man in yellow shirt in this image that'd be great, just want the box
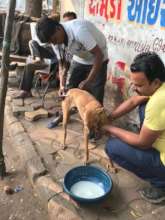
[104,52,165,204]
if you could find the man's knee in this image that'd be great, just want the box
[105,138,122,159]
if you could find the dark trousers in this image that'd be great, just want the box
[20,40,58,92]
[66,60,108,104]
[105,103,165,188]
[29,40,56,60]
[20,61,48,91]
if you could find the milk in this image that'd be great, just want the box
[70,181,105,199]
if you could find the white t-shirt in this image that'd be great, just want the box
[55,19,108,65]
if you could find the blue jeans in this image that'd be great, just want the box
[105,103,165,188]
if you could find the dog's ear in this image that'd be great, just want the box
[97,107,108,124]
[95,107,104,115]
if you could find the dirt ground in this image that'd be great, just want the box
[0,128,48,220]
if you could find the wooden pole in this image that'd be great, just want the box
[25,0,42,18]
[52,0,58,14]
[0,0,16,178]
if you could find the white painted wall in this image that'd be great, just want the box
[61,0,165,69]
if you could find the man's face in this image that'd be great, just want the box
[49,27,64,45]
[130,72,159,96]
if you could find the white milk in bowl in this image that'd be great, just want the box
[70,181,105,199]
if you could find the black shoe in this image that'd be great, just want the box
[139,186,165,204]
[47,113,63,129]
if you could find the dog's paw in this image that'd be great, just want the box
[108,165,118,173]
[61,143,67,150]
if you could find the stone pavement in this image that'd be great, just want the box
[4,82,165,220]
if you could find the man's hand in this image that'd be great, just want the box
[107,113,114,123]
[101,124,112,136]
[58,86,66,97]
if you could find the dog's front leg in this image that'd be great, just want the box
[62,99,70,150]
[108,158,118,173]
[84,125,89,165]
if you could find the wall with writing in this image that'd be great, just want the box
[85,0,165,69]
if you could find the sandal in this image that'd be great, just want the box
[47,112,63,129]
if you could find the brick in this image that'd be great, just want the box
[12,105,25,117]
[24,97,36,105]
[25,108,48,121]
[12,98,24,106]
[31,101,43,110]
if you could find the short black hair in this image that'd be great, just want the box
[130,52,165,82]
[36,16,60,43]
[63,11,77,19]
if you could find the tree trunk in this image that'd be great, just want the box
[25,0,42,18]
[52,0,59,14]
[0,0,16,178]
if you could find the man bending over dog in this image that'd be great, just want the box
[35,16,108,130]
[103,52,165,204]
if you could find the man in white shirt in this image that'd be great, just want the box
[36,16,108,128]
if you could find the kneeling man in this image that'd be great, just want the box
[104,52,165,204]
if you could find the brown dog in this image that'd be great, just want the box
[62,88,117,172]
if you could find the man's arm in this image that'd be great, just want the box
[58,62,68,94]
[103,124,162,149]
[51,44,68,94]
[79,45,103,89]
[110,96,149,120]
